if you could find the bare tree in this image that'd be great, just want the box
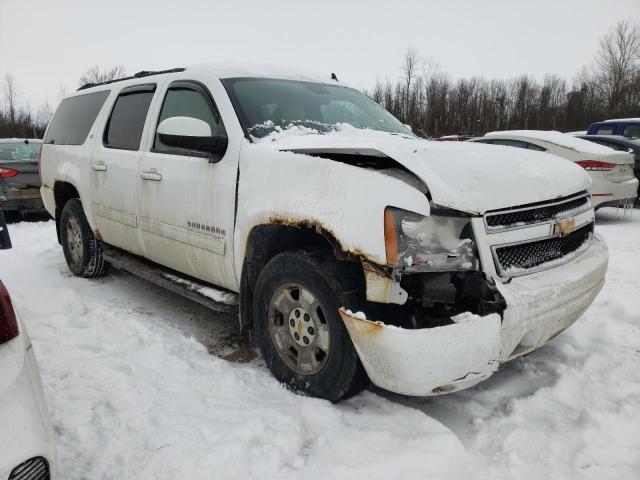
[57,83,68,101]
[35,97,53,130]
[79,65,127,87]
[593,21,640,114]
[401,47,419,121]
[3,73,19,129]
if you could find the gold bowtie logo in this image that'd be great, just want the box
[553,218,576,237]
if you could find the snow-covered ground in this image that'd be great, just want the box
[1,209,639,479]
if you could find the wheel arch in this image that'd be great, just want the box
[53,181,80,244]
[239,221,363,332]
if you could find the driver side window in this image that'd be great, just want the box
[154,82,224,153]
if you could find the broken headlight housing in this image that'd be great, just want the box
[384,206,479,271]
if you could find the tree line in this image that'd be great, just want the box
[368,21,640,137]
[1,21,639,140]
[0,66,126,139]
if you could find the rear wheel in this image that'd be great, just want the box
[60,199,108,277]
[253,251,368,402]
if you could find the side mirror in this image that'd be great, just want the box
[157,116,228,163]
[404,124,413,133]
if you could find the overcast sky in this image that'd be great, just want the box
[1,0,638,110]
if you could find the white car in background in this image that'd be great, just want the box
[470,130,638,209]
[0,220,56,480]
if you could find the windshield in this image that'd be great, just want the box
[222,78,413,139]
[0,142,41,161]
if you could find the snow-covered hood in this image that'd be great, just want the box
[256,127,591,214]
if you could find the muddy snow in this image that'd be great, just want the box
[1,209,639,479]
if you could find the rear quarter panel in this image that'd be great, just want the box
[40,91,115,226]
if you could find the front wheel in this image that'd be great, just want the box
[60,198,109,277]
[253,251,368,402]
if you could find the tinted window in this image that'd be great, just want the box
[622,124,640,139]
[44,91,110,145]
[104,87,155,150]
[154,84,224,151]
[596,125,615,135]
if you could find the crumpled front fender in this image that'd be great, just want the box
[339,309,502,396]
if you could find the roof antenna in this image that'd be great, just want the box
[331,72,338,82]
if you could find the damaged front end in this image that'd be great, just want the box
[339,308,502,395]
[345,205,508,395]
[363,205,506,328]
[342,198,609,396]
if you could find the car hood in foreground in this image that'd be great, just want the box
[257,129,591,215]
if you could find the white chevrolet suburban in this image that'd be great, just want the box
[40,64,609,402]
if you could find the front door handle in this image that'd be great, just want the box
[141,169,162,181]
[92,163,107,172]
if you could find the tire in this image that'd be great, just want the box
[60,198,109,277]
[253,251,368,402]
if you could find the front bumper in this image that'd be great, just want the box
[0,319,56,479]
[592,177,639,208]
[340,235,608,396]
[0,186,44,212]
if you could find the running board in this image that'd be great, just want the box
[101,243,239,315]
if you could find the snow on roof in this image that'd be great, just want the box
[186,62,344,85]
[484,130,620,155]
[602,118,640,123]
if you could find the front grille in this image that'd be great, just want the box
[486,194,589,229]
[495,223,593,275]
[8,457,49,480]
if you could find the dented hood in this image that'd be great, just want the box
[259,130,592,214]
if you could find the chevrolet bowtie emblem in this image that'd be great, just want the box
[553,217,576,236]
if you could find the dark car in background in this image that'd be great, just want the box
[0,139,44,216]
[587,118,640,138]
[578,134,640,201]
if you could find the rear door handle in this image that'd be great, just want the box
[92,163,107,172]
[141,169,162,181]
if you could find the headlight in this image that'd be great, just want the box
[384,206,478,271]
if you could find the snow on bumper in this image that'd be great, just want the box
[340,234,608,397]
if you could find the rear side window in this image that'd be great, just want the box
[622,124,640,139]
[104,85,156,150]
[44,91,110,145]
[596,125,615,135]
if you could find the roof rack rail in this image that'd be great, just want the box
[77,67,186,91]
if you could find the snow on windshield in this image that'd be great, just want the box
[484,130,623,155]
[222,77,412,139]
[251,121,415,145]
